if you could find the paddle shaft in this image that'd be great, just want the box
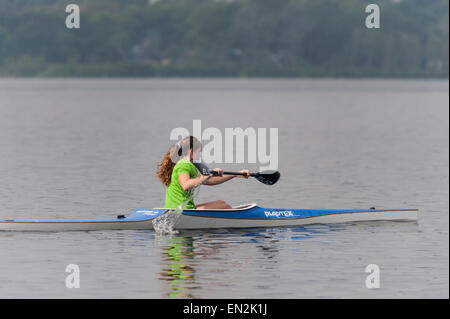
[193,162,280,185]
[210,171,256,177]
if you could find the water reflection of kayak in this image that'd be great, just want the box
[0,203,418,232]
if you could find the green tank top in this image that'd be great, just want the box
[164,159,198,209]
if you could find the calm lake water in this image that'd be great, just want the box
[0,78,448,298]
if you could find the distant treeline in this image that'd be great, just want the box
[0,0,448,77]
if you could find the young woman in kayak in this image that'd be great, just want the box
[157,136,250,209]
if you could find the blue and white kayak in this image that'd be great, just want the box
[0,203,418,232]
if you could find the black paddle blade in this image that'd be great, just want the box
[254,171,280,185]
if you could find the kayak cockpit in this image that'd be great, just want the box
[145,203,258,212]
[185,203,257,211]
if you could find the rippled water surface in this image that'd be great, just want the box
[0,79,448,298]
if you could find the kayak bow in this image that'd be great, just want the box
[0,203,418,232]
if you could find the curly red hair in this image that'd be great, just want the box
[157,136,201,186]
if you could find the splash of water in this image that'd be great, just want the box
[152,185,201,235]
[152,207,182,235]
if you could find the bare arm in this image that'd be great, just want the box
[178,173,210,191]
[179,169,250,190]
[203,175,235,185]
[203,168,250,185]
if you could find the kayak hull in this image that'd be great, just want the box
[0,204,418,232]
[0,219,156,232]
[177,208,418,229]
